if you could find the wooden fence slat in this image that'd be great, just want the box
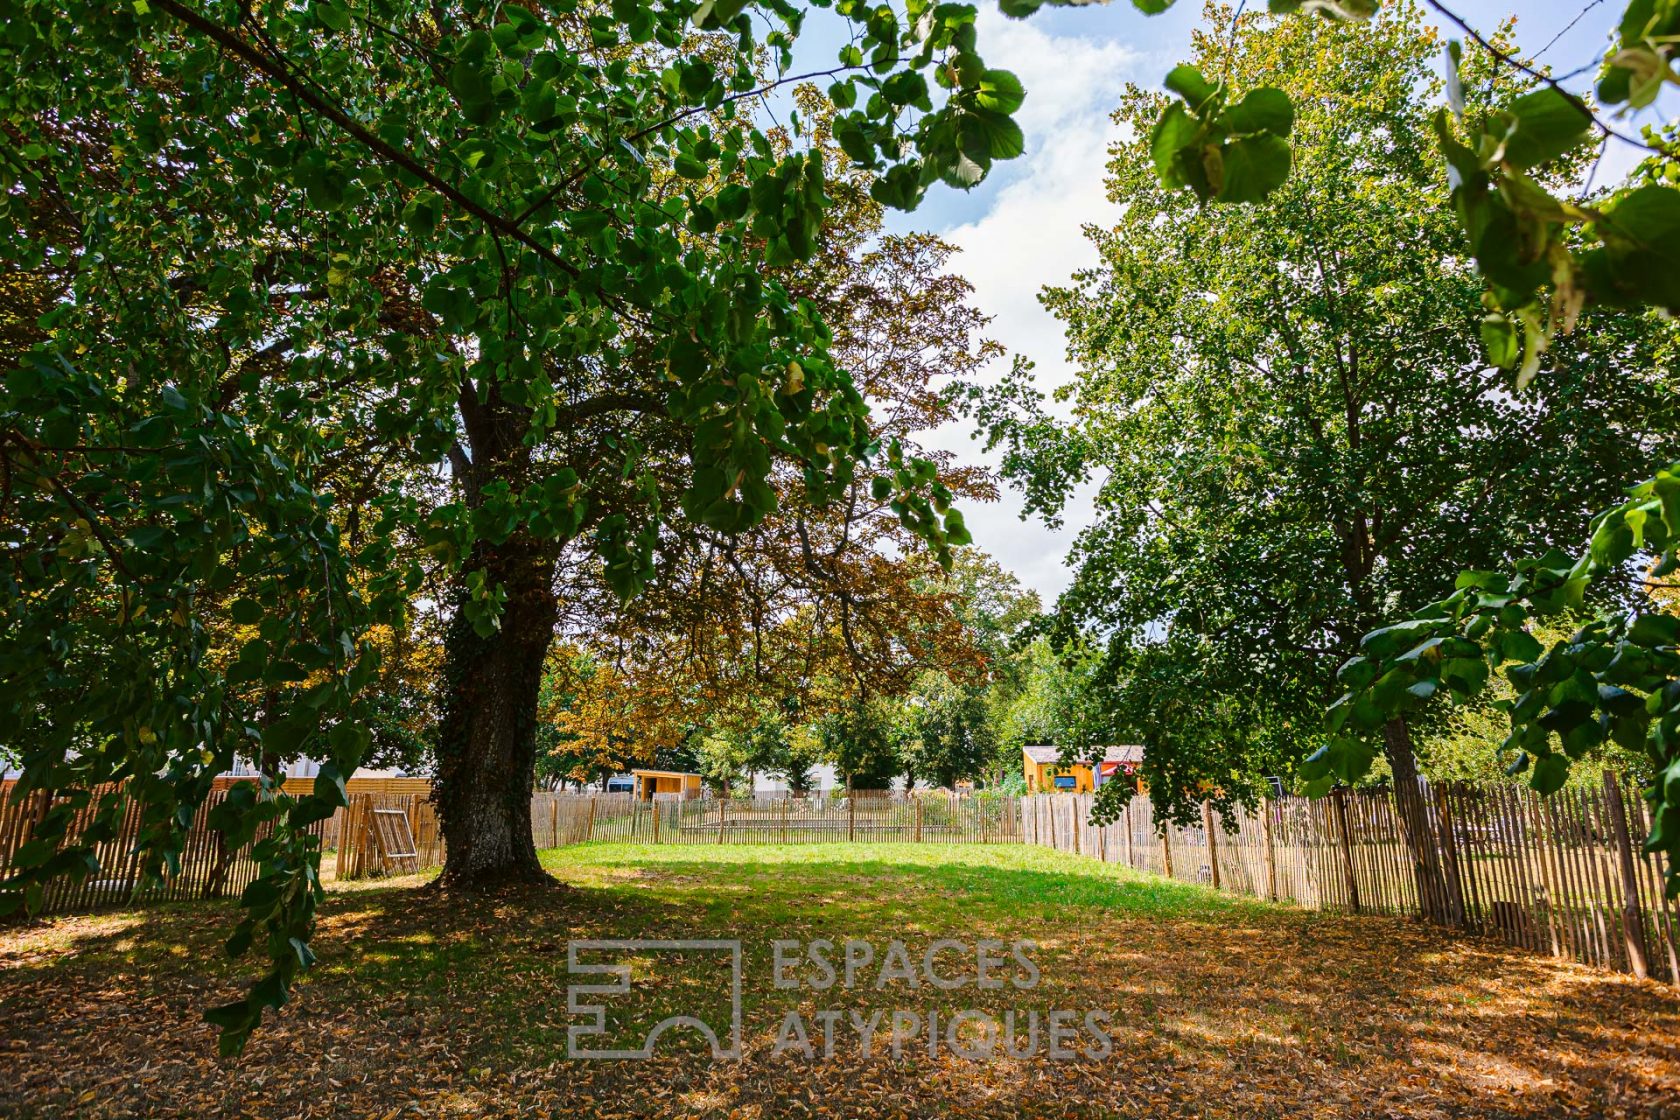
[1603,771,1652,980]
[1013,783,1676,990]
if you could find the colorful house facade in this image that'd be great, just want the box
[1021,744,1145,794]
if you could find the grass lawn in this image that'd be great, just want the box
[2,842,1677,1118]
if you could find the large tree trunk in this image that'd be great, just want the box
[1383,717,1462,926]
[434,532,559,889]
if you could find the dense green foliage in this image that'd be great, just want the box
[967,4,1680,826]
[0,0,1063,1051]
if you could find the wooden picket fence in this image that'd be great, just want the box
[12,770,1675,995]
[0,784,327,914]
[333,794,445,880]
[1022,774,1680,987]
[586,792,1023,846]
[330,792,1021,875]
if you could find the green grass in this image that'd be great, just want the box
[542,840,1267,927]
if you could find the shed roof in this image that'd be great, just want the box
[631,769,701,779]
[1021,744,1144,766]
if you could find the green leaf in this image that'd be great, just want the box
[1217,133,1291,203]
[313,2,351,31]
[1480,313,1519,369]
[260,716,313,758]
[1529,752,1569,795]
[1628,613,1680,647]
[1499,87,1593,170]
[1360,619,1449,661]
[962,107,1024,161]
[1219,87,1293,136]
[1164,64,1218,109]
[204,1000,252,1030]
[313,762,351,808]
[974,69,1025,115]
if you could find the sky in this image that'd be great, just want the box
[805,0,1672,606]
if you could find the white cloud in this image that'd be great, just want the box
[924,10,1139,604]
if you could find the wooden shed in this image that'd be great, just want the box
[1022,744,1144,794]
[631,769,703,801]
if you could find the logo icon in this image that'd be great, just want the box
[566,939,743,1060]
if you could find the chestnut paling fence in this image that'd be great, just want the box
[0,783,327,914]
[4,776,1677,988]
[0,788,1020,910]
[337,790,1022,869]
[1019,776,1680,987]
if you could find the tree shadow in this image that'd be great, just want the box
[0,845,1675,1118]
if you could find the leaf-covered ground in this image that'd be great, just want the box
[2,842,1677,1118]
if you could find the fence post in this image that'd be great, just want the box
[586,796,597,842]
[782,796,790,846]
[848,794,856,843]
[718,796,727,844]
[1161,824,1173,879]
[1262,797,1278,901]
[652,797,660,843]
[1602,770,1652,980]
[335,799,352,880]
[1332,787,1360,913]
[1432,783,1468,928]
[915,796,923,843]
[1202,800,1221,890]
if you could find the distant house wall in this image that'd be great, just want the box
[1023,754,1095,793]
[1022,745,1143,794]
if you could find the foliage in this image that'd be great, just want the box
[965,3,1680,828]
[534,648,667,789]
[896,669,992,788]
[888,550,1043,789]
[1322,472,1680,895]
[814,695,902,789]
[1263,2,1680,899]
[521,150,1008,796]
[0,0,1051,1050]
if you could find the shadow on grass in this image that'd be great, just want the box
[1,842,1676,1118]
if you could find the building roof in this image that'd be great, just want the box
[1021,744,1144,766]
[631,769,701,779]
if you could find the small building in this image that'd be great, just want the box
[1022,744,1145,794]
[1094,746,1146,794]
[631,769,703,801]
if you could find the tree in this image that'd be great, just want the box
[891,549,1041,788]
[967,4,1680,912]
[816,696,902,790]
[528,149,1006,783]
[1173,0,1680,899]
[0,0,1047,1051]
[898,670,992,788]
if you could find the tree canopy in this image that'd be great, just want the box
[968,2,1680,828]
[0,0,1045,1052]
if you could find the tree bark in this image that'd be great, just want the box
[434,531,559,889]
[1383,716,1459,926]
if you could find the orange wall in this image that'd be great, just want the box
[1024,756,1095,794]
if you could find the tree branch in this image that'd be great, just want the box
[152,0,585,279]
